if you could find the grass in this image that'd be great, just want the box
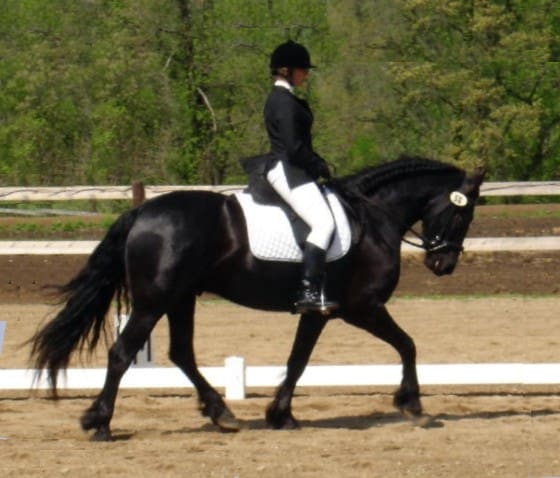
[0,215,116,238]
[0,202,558,235]
[1,202,559,242]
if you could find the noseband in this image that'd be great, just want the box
[402,224,464,254]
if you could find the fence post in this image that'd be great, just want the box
[132,181,145,207]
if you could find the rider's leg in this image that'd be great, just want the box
[266,161,338,314]
[289,182,338,313]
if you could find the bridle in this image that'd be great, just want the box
[335,182,473,254]
[401,191,471,254]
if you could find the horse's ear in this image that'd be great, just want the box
[465,166,486,193]
[474,166,487,184]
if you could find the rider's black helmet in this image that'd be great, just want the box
[269,40,315,70]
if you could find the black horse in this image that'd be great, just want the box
[30,155,485,441]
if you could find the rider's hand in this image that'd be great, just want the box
[311,155,332,180]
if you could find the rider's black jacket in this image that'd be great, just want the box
[241,86,330,189]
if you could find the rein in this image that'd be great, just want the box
[347,189,465,254]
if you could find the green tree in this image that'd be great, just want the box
[370,0,560,179]
[0,0,188,184]
[1,0,559,186]
[169,0,331,184]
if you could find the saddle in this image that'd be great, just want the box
[237,156,352,262]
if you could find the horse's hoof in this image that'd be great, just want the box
[402,409,435,428]
[266,409,300,430]
[90,427,112,442]
[213,409,241,433]
[80,410,98,431]
[277,416,300,430]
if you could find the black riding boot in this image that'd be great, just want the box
[294,243,339,315]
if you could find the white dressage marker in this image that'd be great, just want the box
[114,315,154,367]
[0,321,5,356]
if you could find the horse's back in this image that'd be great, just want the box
[140,189,227,213]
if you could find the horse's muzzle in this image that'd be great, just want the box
[424,251,459,276]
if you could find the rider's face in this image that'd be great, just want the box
[291,68,309,87]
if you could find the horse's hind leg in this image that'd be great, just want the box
[266,314,328,429]
[344,306,423,418]
[80,307,162,441]
[166,296,239,432]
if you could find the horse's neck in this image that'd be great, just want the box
[371,178,435,233]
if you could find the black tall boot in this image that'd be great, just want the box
[294,242,339,315]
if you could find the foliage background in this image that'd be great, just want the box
[1,0,559,186]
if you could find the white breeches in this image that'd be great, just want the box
[266,161,335,250]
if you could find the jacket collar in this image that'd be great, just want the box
[274,79,294,94]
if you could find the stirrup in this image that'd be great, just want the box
[293,289,339,316]
[295,301,338,316]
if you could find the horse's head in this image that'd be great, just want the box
[421,167,486,276]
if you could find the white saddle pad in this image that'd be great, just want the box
[235,190,352,262]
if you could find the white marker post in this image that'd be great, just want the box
[225,356,246,400]
[114,315,154,367]
[0,321,5,356]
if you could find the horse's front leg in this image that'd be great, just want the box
[266,314,327,429]
[344,305,423,418]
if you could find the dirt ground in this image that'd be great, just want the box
[1,299,559,478]
[0,204,559,477]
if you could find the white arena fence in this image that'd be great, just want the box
[1,237,559,255]
[0,182,559,395]
[3,361,560,400]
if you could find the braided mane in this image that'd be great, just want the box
[334,155,462,196]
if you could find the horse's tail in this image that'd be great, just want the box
[29,207,139,395]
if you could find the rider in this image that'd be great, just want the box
[262,40,339,314]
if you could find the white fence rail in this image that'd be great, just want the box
[2,361,559,399]
[1,181,560,202]
[1,237,560,255]
[0,185,243,201]
[480,181,560,196]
